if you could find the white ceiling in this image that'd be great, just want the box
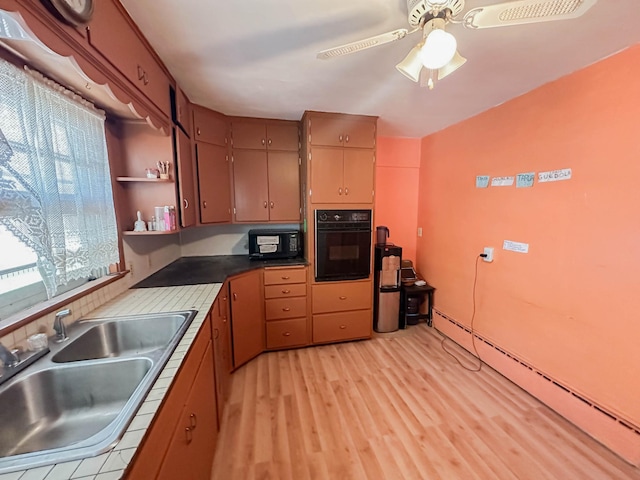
[120,0,640,138]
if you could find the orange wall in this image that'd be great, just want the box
[375,137,421,262]
[417,44,640,430]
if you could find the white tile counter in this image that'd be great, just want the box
[0,283,222,480]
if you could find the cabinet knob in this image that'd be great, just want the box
[345,135,349,143]
[213,328,219,339]
[282,289,291,294]
[233,292,238,301]
[142,72,149,86]
[268,138,272,146]
[339,134,343,142]
[197,128,202,136]
[137,65,144,80]
[345,187,349,196]
[262,138,266,145]
[183,198,189,209]
[270,201,274,209]
[339,296,347,300]
[190,413,197,429]
[338,187,343,195]
[282,307,291,312]
[264,201,268,208]
[283,332,291,337]
[185,426,193,444]
[203,201,207,208]
[339,325,347,330]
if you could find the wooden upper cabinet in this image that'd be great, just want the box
[307,114,376,148]
[231,119,299,151]
[192,105,228,146]
[309,147,374,204]
[232,150,270,222]
[196,142,232,224]
[172,85,191,136]
[175,127,196,228]
[267,151,301,222]
[88,0,170,117]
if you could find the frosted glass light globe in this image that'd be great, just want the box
[419,29,457,70]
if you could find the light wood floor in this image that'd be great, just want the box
[211,324,640,479]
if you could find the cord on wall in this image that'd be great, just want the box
[438,254,484,372]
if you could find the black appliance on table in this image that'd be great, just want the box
[373,244,402,333]
[314,209,371,282]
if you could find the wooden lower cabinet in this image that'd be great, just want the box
[157,343,217,480]
[125,320,212,479]
[212,284,232,424]
[230,269,264,368]
[266,318,307,349]
[312,310,372,344]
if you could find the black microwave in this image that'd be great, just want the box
[248,229,302,260]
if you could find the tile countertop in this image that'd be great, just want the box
[132,255,308,288]
[0,283,222,480]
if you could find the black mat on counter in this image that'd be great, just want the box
[132,255,307,288]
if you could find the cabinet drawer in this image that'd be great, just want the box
[264,267,306,285]
[312,310,371,344]
[265,297,307,320]
[266,318,307,349]
[265,283,307,299]
[312,281,372,313]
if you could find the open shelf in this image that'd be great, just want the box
[122,230,179,236]
[116,176,173,183]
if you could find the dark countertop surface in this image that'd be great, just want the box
[132,255,308,288]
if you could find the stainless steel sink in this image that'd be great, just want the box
[0,310,197,474]
[52,313,191,362]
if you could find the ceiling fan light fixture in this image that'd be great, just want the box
[437,50,467,79]
[419,28,457,70]
[395,44,424,82]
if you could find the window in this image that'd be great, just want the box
[0,59,120,319]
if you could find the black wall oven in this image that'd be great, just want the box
[315,209,372,282]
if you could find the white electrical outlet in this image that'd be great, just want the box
[483,247,494,262]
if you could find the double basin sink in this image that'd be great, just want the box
[0,310,197,473]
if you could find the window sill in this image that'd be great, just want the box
[0,271,129,336]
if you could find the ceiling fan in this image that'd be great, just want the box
[317,0,598,89]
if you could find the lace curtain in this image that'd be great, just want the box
[0,58,119,298]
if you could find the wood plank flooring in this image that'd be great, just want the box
[211,325,640,479]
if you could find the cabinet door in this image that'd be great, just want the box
[231,120,267,150]
[175,127,196,227]
[230,270,264,368]
[193,106,228,146]
[157,343,218,480]
[175,86,191,135]
[267,122,299,151]
[232,150,269,222]
[196,142,232,223]
[342,119,376,149]
[308,116,346,147]
[267,151,300,221]
[309,147,344,203]
[212,299,231,424]
[343,149,375,203]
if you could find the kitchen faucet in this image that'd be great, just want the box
[0,342,19,367]
[53,308,71,343]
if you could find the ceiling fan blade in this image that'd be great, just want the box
[317,28,413,59]
[463,0,598,29]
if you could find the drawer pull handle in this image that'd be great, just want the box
[283,332,291,337]
[185,426,193,444]
[339,296,347,300]
[184,198,189,209]
[233,293,238,301]
[282,307,291,312]
[339,325,347,330]
[282,289,291,294]
[190,413,197,429]
[281,276,290,280]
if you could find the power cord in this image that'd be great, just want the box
[440,254,484,372]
